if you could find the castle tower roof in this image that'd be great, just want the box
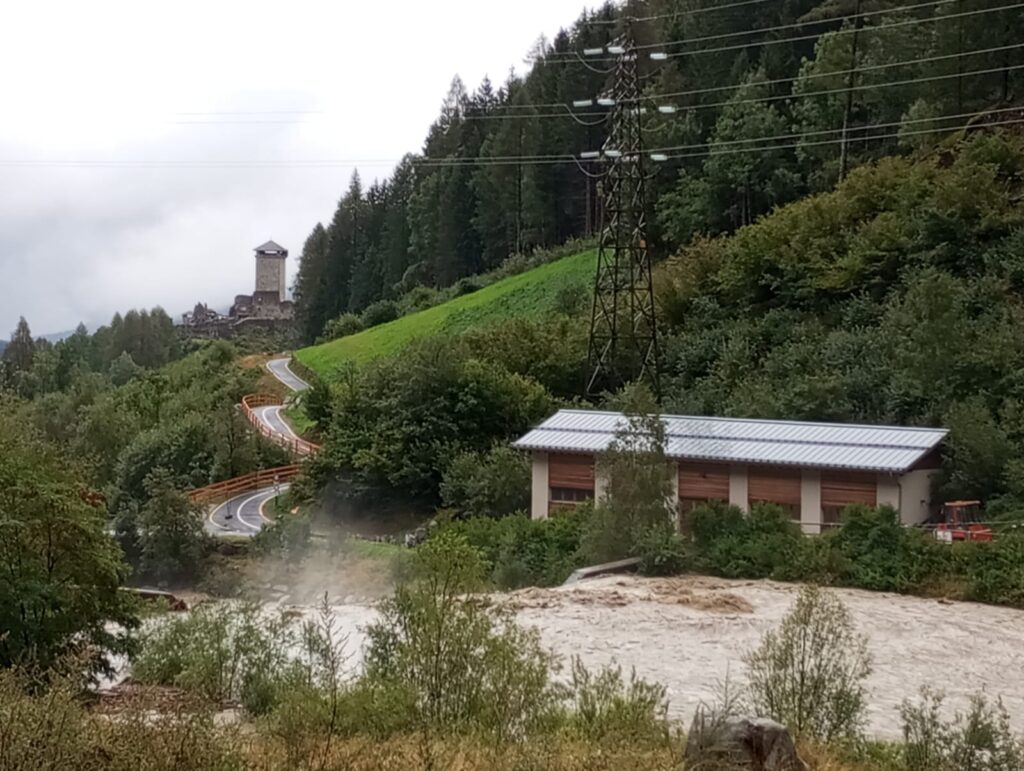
[254,240,287,255]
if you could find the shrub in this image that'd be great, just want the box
[957,534,1024,605]
[901,688,1024,771]
[444,511,584,589]
[363,532,562,739]
[580,385,676,564]
[453,276,484,296]
[397,284,440,314]
[321,313,363,341]
[360,299,400,328]
[551,281,590,317]
[132,602,299,715]
[562,658,670,745]
[252,511,312,561]
[832,504,930,592]
[0,665,243,770]
[689,502,806,580]
[633,523,687,577]
[745,585,871,742]
[440,444,530,519]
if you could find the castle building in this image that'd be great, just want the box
[230,240,294,320]
[182,240,295,337]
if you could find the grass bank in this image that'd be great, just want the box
[295,249,596,378]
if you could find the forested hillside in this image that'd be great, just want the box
[292,0,1024,344]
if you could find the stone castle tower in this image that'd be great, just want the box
[254,240,288,303]
[226,240,294,320]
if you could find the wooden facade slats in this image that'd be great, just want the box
[678,461,730,501]
[821,471,877,508]
[548,453,595,490]
[748,466,802,505]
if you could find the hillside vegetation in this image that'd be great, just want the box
[296,249,595,376]
[290,0,1024,346]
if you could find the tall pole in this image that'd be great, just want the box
[585,22,661,398]
[838,0,864,182]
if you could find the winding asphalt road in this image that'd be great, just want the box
[251,404,304,444]
[206,484,291,536]
[266,357,310,392]
[205,357,309,536]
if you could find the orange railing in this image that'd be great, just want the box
[241,393,322,457]
[188,464,301,506]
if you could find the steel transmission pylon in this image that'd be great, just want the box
[585,28,661,398]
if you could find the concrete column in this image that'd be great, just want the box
[801,468,822,535]
[594,463,609,504]
[877,475,900,513]
[531,451,549,520]
[729,465,749,513]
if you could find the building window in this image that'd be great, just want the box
[550,487,593,505]
[821,506,844,527]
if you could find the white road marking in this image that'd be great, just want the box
[266,357,310,392]
[258,483,291,523]
[236,490,269,532]
[268,406,302,441]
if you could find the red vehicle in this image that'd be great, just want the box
[934,500,994,543]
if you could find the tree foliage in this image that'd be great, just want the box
[0,409,137,675]
[745,585,872,742]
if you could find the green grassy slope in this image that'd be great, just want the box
[296,249,596,377]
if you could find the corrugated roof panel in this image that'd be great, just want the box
[512,409,947,474]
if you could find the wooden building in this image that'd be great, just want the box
[512,410,947,533]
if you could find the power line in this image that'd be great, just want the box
[496,40,1024,115]
[2,110,1019,171]
[465,61,1024,121]
[652,105,1024,155]
[646,41,1024,106]
[660,113,1024,162]
[586,0,774,26]
[541,0,1024,63]
[644,0,965,54]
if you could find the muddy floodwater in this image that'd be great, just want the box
[135,575,1024,739]
[508,575,1024,738]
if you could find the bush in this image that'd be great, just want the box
[453,276,484,296]
[0,665,243,771]
[252,511,312,560]
[360,299,400,328]
[832,505,930,592]
[440,444,530,519]
[689,502,807,580]
[901,688,1024,771]
[320,313,363,341]
[363,532,562,739]
[634,523,687,576]
[579,385,676,565]
[956,534,1024,605]
[397,284,440,314]
[552,281,589,317]
[133,602,299,715]
[444,511,584,589]
[745,585,872,742]
[562,658,670,745]
[308,337,552,503]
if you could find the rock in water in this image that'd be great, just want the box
[683,714,808,771]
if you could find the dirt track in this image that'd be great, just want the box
[509,575,1024,739]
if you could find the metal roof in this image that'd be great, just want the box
[512,410,947,474]
[254,240,287,254]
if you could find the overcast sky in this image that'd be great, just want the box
[0,0,600,336]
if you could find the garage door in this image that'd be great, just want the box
[748,466,801,518]
[678,462,730,502]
